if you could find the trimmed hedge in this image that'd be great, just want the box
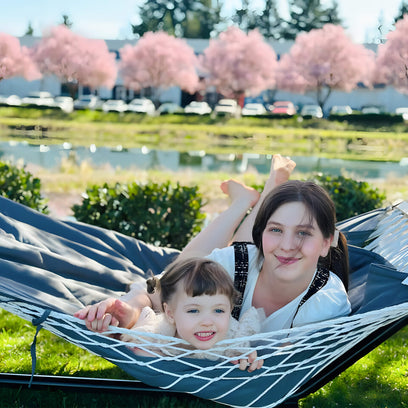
[0,161,48,213]
[72,181,206,249]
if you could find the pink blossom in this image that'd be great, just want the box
[276,24,375,107]
[119,31,199,94]
[0,33,41,81]
[32,25,117,90]
[199,27,277,99]
[375,15,408,94]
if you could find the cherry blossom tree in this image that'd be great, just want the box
[375,14,408,94]
[199,26,277,102]
[32,25,117,97]
[276,24,375,110]
[119,31,199,104]
[0,33,41,82]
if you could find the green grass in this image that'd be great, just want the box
[2,107,408,161]
[0,309,407,407]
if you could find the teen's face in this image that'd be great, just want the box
[164,288,231,350]
[261,201,331,285]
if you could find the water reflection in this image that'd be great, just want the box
[0,140,407,180]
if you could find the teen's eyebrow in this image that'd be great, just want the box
[266,220,315,229]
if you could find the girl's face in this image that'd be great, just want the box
[261,201,332,285]
[163,285,232,350]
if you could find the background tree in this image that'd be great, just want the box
[276,24,375,110]
[282,0,343,40]
[231,0,259,33]
[375,14,408,94]
[24,22,34,36]
[394,0,408,23]
[199,26,277,102]
[32,25,117,98]
[255,0,285,40]
[119,31,199,105]
[0,33,41,82]
[60,14,73,29]
[131,0,223,38]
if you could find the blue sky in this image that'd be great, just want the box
[0,0,404,43]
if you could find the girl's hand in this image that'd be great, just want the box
[232,350,264,372]
[74,298,138,332]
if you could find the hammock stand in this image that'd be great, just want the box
[0,196,407,408]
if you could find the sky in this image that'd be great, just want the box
[0,0,404,44]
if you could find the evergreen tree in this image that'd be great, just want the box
[60,14,73,29]
[281,0,343,40]
[132,0,223,38]
[231,0,259,33]
[24,21,34,36]
[256,0,284,40]
[395,0,408,23]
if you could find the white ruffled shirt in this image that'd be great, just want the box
[207,244,351,332]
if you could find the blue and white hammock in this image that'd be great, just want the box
[0,196,407,408]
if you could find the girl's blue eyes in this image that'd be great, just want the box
[186,309,225,314]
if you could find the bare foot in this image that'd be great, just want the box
[264,154,296,192]
[220,179,260,209]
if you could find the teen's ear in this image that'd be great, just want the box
[163,303,175,324]
[320,236,332,258]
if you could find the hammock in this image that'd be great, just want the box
[0,195,407,408]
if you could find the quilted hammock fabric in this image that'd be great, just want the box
[0,196,408,408]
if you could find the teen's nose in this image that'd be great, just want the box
[280,231,297,251]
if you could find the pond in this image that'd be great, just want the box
[1,140,408,181]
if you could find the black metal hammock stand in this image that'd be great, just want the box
[0,196,407,408]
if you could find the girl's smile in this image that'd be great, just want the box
[164,291,232,350]
[261,201,331,286]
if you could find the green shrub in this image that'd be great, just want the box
[72,181,206,249]
[0,161,48,213]
[310,174,386,221]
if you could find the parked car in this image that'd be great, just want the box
[300,104,323,118]
[361,105,384,114]
[0,94,22,106]
[184,101,212,115]
[395,107,408,120]
[241,103,267,116]
[22,91,54,107]
[74,95,101,110]
[269,101,297,116]
[157,102,183,115]
[330,105,353,115]
[53,96,74,113]
[214,99,241,116]
[102,99,128,113]
[127,98,156,115]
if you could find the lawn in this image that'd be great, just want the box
[0,309,407,407]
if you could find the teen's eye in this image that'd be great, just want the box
[267,226,281,233]
[298,230,312,237]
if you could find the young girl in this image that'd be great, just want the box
[120,257,264,371]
